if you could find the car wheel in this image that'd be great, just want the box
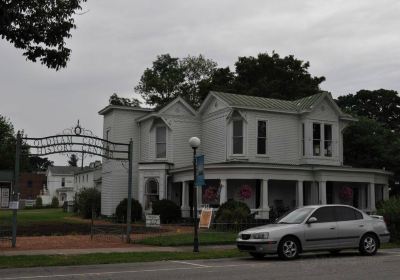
[278,237,300,260]
[249,252,265,259]
[359,234,378,256]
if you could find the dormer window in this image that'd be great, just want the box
[156,126,167,158]
[232,119,244,154]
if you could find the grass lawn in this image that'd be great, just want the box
[381,242,400,249]
[0,249,245,269]
[0,208,76,225]
[136,231,237,246]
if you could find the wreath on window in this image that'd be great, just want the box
[238,184,252,200]
[203,185,219,203]
[339,186,353,202]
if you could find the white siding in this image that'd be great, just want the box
[101,109,148,216]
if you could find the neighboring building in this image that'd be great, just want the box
[98,91,392,218]
[19,172,46,201]
[0,170,13,208]
[43,166,79,205]
[74,161,102,193]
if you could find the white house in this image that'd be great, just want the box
[74,161,102,193]
[98,91,391,218]
[44,166,78,205]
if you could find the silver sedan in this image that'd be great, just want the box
[237,204,390,260]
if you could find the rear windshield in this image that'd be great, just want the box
[277,207,314,224]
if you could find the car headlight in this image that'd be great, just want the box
[252,232,269,239]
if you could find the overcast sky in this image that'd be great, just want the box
[1,0,399,165]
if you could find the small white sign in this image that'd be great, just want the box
[146,215,160,228]
[9,201,19,210]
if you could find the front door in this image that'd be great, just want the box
[304,206,338,250]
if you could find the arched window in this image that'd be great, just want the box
[145,178,159,210]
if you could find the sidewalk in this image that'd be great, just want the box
[0,244,236,256]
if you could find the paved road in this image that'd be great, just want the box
[1,249,400,280]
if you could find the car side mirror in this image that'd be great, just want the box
[307,217,317,224]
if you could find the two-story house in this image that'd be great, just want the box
[98,91,391,218]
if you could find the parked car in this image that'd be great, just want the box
[237,204,390,260]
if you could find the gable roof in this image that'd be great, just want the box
[205,91,355,119]
[136,96,197,123]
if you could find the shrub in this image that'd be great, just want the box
[215,199,250,223]
[115,198,142,223]
[377,196,400,242]
[35,196,43,208]
[51,196,59,208]
[76,188,101,219]
[152,199,181,223]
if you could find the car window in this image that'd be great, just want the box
[335,206,363,221]
[277,207,314,224]
[310,207,335,223]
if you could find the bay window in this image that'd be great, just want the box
[324,124,332,157]
[156,126,166,158]
[313,123,321,156]
[232,119,243,154]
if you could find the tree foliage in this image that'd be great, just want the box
[109,93,141,107]
[75,188,101,219]
[135,52,325,109]
[343,117,400,174]
[337,89,400,133]
[68,154,78,167]
[0,114,16,170]
[135,54,218,109]
[0,0,86,70]
[29,156,53,171]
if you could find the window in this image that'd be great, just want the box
[156,126,167,158]
[232,120,243,154]
[302,123,305,156]
[27,180,33,188]
[257,120,267,155]
[310,206,335,223]
[334,206,363,221]
[145,179,159,210]
[313,123,321,156]
[324,124,332,157]
[61,178,65,187]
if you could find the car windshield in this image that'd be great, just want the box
[276,207,314,224]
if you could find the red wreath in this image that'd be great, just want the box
[239,184,252,200]
[339,186,353,202]
[203,186,218,203]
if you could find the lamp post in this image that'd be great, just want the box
[189,136,200,253]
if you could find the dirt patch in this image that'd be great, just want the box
[0,225,193,251]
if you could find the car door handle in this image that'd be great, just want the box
[359,225,364,227]
[330,227,335,230]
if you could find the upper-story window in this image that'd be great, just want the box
[324,124,332,157]
[257,120,267,155]
[232,119,244,154]
[61,177,65,187]
[156,126,167,158]
[313,123,321,156]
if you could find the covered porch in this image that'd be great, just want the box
[169,163,391,219]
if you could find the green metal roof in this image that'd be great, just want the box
[211,91,327,113]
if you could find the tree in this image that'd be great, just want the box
[68,154,78,167]
[0,114,16,170]
[218,51,326,100]
[109,93,141,107]
[135,54,218,109]
[0,0,87,70]
[337,89,400,133]
[29,156,54,172]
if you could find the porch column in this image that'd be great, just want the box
[319,181,327,205]
[296,181,304,207]
[219,179,227,205]
[257,179,270,219]
[181,181,190,217]
[368,183,376,212]
[383,185,389,200]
